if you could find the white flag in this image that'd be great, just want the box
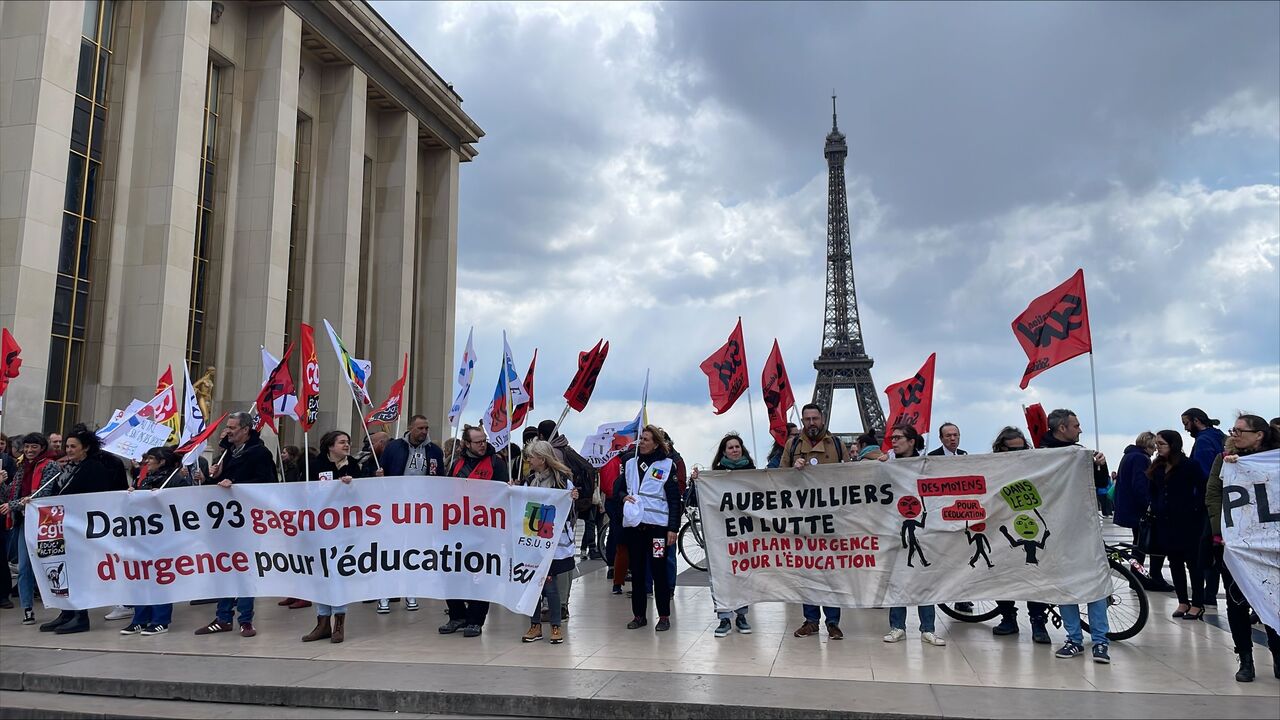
[481,331,529,452]
[261,347,299,419]
[448,327,477,427]
[178,362,207,466]
[322,319,373,405]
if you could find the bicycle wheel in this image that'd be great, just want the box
[1080,559,1148,642]
[678,521,708,571]
[938,601,1003,623]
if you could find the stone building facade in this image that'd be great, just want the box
[1,0,481,444]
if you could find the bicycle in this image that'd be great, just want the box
[937,542,1149,641]
[678,479,709,571]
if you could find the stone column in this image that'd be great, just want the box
[369,110,417,425]
[222,3,300,409]
[309,64,366,436]
[96,0,210,412]
[0,0,84,433]
[414,147,459,436]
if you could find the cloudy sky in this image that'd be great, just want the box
[375,1,1280,466]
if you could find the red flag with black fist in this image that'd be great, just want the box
[563,340,608,412]
[254,342,295,433]
[1012,268,1092,389]
[0,328,21,397]
[699,318,749,415]
[882,353,936,451]
[761,340,795,447]
[1025,403,1049,448]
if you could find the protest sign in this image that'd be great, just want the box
[1220,449,1279,630]
[26,477,573,615]
[100,416,174,462]
[695,446,1111,610]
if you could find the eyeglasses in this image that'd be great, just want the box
[890,434,906,441]
[1230,428,1261,437]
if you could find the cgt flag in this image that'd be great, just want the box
[564,339,609,412]
[366,354,408,426]
[1013,268,1092,389]
[152,366,182,444]
[297,323,320,432]
[1025,403,1049,448]
[882,353,936,451]
[1,328,22,397]
[699,318,748,415]
[510,349,537,430]
[761,340,796,447]
[254,342,296,433]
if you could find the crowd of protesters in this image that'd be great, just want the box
[2,406,1277,683]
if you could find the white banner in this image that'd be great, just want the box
[695,446,1111,610]
[25,477,573,615]
[100,416,174,462]
[1221,449,1279,630]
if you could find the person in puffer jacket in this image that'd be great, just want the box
[513,440,577,645]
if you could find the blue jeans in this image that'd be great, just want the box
[889,605,936,632]
[532,572,563,626]
[16,529,35,610]
[717,606,748,621]
[131,604,173,626]
[1059,600,1109,645]
[215,596,254,625]
[802,604,841,624]
[316,603,346,616]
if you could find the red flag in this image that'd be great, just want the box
[150,366,180,424]
[254,343,296,433]
[882,353,937,451]
[563,339,608,412]
[699,318,749,415]
[511,349,538,429]
[177,412,228,455]
[1025,403,1049,449]
[297,323,320,432]
[365,354,408,426]
[0,328,22,397]
[1012,268,1092,389]
[761,340,796,447]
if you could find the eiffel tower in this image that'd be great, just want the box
[811,96,886,436]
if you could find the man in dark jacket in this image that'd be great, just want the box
[927,423,967,456]
[439,425,507,638]
[1180,408,1226,606]
[379,415,443,477]
[195,412,275,639]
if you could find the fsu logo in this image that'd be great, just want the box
[523,503,557,539]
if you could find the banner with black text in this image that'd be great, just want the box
[25,477,572,615]
[695,447,1111,610]
[1220,449,1279,631]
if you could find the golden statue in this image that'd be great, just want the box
[192,366,216,422]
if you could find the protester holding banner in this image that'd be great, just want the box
[1147,430,1208,620]
[621,425,680,632]
[195,412,276,639]
[988,426,1053,643]
[690,432,754,638]
[880,424,946,647]
[0,433,59,624]
[119,447,191,637]
[1206,415,1279,682]
[515,440,577,644]
[440,425,509,638]
[785,404,848,639]
[766,423,798,468]
[855,432,883,461]
[380,415,444,477]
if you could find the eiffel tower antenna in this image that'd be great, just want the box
[812,96,886,436]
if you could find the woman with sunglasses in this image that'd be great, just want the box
[1147,430,1208,620]
[879,424,946,646]
[1206,414,1279,682]
[690,432,755,637]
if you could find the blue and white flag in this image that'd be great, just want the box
[448,327,477,427]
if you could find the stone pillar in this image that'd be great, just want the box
[223,3,300,409]
[97,0,210,412]
[369,110,417,426]
[0,0,84,433]
[309,64,366,436]
[414,147,459,437]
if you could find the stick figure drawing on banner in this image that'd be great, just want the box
[897,496,931,568]
[1000,509,1051,564]
[965,521,994,568]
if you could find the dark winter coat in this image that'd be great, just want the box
[1113,445,1152,529]
[217,435,277,484]
[1149,458,1207,557]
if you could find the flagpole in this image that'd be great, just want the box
[396,355,407,440]
[554,401,571,434]
[157,465,183,490]
[745,386,761,464]
[303,429,310,481]
[505,361,514,483]
[346,380,382,472]
[1088,352,1101,451]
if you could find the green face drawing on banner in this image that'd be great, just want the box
[1014,513,1040,539]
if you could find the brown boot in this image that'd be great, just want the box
[301,616,331,642]
[330,614,345,644]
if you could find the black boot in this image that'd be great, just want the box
[1235,651,1255,683]
[54,610,90,634]
[39,610,75,632]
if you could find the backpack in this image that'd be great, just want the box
[559,444,598,515]
[786,434,845,465]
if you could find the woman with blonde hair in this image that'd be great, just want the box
[514,439,577,644]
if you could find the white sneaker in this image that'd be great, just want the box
[405,598,419,611]
[104,605,133,621]
[883,628,906,643]
[376,599,390,614]
[921,632,947,646]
